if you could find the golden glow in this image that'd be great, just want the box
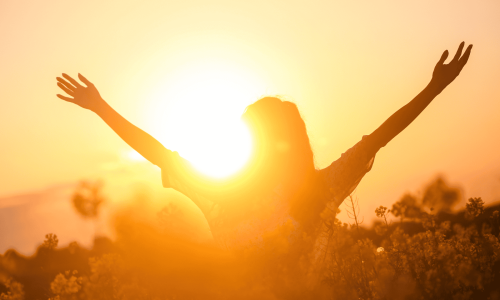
[145,60,265,178]
[127,150,146,162]
[1,0,499,228]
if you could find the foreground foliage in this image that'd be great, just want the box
[1,177,500,299]
[324,199,500,299]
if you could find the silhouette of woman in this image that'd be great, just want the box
[56,43,472,255]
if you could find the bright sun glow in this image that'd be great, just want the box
[127,150,146,161]
[144,60,266,178]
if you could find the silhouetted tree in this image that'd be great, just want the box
[421,176,461,212]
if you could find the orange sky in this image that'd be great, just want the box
[1,0,500,249]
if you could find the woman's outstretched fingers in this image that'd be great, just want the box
[431,42,472,91]
[437,50,449,66]
[56,94,74,102]
[62,73,82,88]
[78,73,92,86]
[459,44,473,68]
[57,82,74,96]
[56,73,103,111]
[452,42,465,63]
[56,77,76,91]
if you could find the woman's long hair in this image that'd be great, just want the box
[241,97,322,229]
[241,97,315,182]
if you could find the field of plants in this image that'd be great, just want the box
[1,177,499,300]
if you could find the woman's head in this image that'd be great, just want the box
[241,97,315,185]
[225,97,321,230]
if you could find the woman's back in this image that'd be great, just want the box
[161,134,380,252]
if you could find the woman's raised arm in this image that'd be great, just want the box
[369,42,473,149]
[56,73,170,168]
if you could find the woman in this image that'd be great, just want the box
[56,43,472,255]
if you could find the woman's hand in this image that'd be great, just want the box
[56,73,105,113]
[369,41,473,150]
[430,42,473,93]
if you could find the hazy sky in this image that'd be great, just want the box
[1,0,500,230]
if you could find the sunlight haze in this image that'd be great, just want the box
[1,0,500,253]
[144,59,259,177]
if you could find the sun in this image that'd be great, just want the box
[143,59,266,178]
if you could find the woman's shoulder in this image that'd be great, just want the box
[316,135,379,207]
[318,135,377,175]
